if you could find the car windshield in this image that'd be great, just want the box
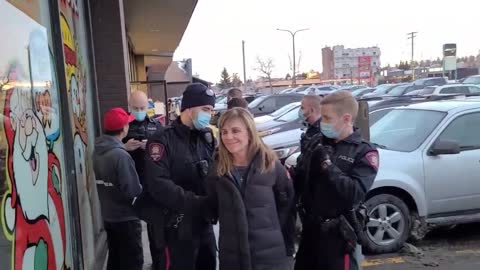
[463,77,480,84]
[388,85,411,96]
[352,88,368,96]
[420,86,436,95]
[248,96,267,108]
[270,102,299,117]
[373,84,393,94]
[276,106,300,122]
[294,86,310,92]
[371,109,446,152]
[216,96,227,104]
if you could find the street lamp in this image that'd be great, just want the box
[277,28,309,87]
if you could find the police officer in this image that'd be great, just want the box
[124,91,162,183]
[123,91,163,269]
[294,90,379,270]
[144,83,217,270]
[287,95,324,256]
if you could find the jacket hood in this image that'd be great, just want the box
[95,135,125,155]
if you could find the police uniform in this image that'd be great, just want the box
[123,116,162,183]
[143,83,217,270]
[294,128,378,270]
[123,115,162,269]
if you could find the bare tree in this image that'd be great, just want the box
[255,56,275,93]
[288,51,302,79]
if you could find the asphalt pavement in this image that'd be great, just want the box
[141,223,480,270]
[363,223,480,270]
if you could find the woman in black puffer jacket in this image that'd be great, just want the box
[205,108,294,270]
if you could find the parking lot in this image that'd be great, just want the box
[364,223,480,269]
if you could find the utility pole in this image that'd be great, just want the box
[242,40,247,92]
[277,28,309,87]
[407,32,418,80]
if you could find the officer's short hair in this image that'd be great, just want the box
[321,90,358,120]
[227,97,248,109]
[302,95,322,111]
[227,88,242,99]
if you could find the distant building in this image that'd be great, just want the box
[322,47,334,80]
[326,45,381,83]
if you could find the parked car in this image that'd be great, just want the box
[352,87,375,98]
[211,93,265,125]
[462,75,480,85]
[285,86,310,94]
[338,85,368,91]
[418,84,480,95]
[262,128,303,163]
[363,84,398,98]
[409,77,448,91]
[386,83,415,96]
[279,88,294,94]
[286,97,480,254]
[256,104,303,137]
[248,94,303,117]
[254,102,300,124]
[299,85,337,96]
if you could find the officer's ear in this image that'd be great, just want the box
[343,113,353,125]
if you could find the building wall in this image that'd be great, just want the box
[322,47,334,80]
[333,45,381,80]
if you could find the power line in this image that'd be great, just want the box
[407,32,418,80]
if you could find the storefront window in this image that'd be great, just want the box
[0,0,73,269]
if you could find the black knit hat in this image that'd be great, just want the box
[181,83,216,111]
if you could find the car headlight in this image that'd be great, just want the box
[259,127,281,137]
[274,146,299,159]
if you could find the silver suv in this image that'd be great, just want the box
[285,97,480,254]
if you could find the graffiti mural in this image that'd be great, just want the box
[59,0,107,268]
[0,1,71,269]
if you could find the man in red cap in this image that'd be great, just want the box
[93,107,143,270]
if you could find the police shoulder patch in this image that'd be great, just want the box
[149,143,165,162]
[365,151,379,169]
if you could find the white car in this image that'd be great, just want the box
[419,84,480,96]
[254,102,300,124]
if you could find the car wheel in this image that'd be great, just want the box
[359,194,411,254]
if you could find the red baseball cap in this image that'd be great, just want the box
[103,107,134,131]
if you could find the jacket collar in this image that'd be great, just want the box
[340,128,363,144]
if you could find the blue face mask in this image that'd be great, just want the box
[321,122,340,139]
[132,111,147,121]
[193,111,211,130]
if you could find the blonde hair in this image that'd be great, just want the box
[216,108,277,176]
[321,90,359,120]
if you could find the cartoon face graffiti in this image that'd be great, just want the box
[9,89,49,220]
[70,75,80,118]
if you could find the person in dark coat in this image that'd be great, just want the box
[93,107,143,270]
[205,108,294,270]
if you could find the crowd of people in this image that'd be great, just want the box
[93,83,379,270]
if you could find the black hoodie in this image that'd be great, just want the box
[93,135,142,222]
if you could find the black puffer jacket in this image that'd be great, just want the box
[206,155,294,270]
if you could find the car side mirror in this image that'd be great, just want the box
[429,140,460,156]
[258,105,264,111]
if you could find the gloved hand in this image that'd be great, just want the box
[311,144,330,164]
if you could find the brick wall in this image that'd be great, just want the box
[90,0,130,129]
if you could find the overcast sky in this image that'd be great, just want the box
[174,0,479,83]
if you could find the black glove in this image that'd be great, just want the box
[311,144,329,164]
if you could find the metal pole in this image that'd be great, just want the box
[292,32,296,87]
[242,40,247,92]
[277,28,309,88]
[407,32,418,80]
